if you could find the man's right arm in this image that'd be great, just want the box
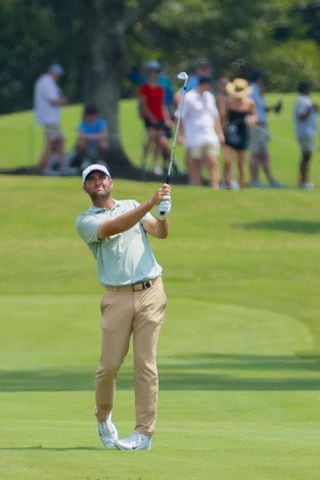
[98,184,171,239]
[97,199,155,239]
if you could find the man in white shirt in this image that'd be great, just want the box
[179,76,224,188]
[34,64,67,174]
[294,81,318,189]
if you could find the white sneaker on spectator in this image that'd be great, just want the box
[300,182,315,190]
[152,166,163,176]
[97,414,118,448]
[230,179,240,190]
[115,430,152,451]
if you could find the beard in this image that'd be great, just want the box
[90,189,110,202]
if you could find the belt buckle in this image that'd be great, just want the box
[132,282,144,291]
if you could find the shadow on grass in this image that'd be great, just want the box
[234,219,320,234]
[0,446,101,451]
[1,353,320,392]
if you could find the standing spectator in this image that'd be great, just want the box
[174,57,212,106]
[76,164,171,451]
[221,78,257,188]
[215,76,239,189]
[128,62,175,117]
[34,64,67,174]
[249,71,284,188]
[179,76,224,188]
[294,81,319,190]
[74,105,109,169]
[138,61,173,175]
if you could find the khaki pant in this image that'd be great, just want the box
[95,278,167,436]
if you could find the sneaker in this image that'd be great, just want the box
[270,180,286,189]
[300,182,315,190]
[250,180,264,188]
[97,415,118,448]
[114,430,152,451]
[152,166,163,176]
[230,179,240,190]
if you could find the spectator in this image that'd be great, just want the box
[294,81,319,190]
[249,71,284,188]
[128,61,175,116]
[138,61,173,175]
[215,76,239,189]
[74,105,109,170]
[221,78,257,188]
[174,57,212,106]
[179,76,224,188]
[34,64,67,174]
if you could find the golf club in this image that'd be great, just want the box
[166,71,189,183]
[159,71,189,216]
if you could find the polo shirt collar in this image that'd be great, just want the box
[88,200,120,213]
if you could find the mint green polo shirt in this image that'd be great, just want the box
[76,199,163,286]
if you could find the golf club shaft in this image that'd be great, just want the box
[166,80,188,184]
[159,74,188,217]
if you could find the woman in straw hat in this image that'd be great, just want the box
[220,78,257,188]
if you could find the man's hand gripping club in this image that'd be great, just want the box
[152,183,172,220]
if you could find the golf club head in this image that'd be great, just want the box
[177,71,188,82]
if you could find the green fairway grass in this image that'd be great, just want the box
[0,175,320,479]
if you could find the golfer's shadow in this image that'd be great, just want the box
[0,446,101,451]
[234,219,320,234]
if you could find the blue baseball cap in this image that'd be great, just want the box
[49,64,64,76]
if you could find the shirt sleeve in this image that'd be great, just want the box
[129,199,153,224]
[98,119,108,130]
[44,77,59,101]
[295,97,311,118]
[76,214,101,245]
[210,94,219,117]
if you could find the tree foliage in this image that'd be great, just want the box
[0,0,319,111]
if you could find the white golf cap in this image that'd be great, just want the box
[82,164,111,184]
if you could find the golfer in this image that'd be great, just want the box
[76,164,171,451]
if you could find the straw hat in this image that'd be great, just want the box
[226,78,251,99]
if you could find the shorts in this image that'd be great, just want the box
[144,119,172,138]
[249,124,271,154]
[44,124,63,141]
[298,136,315,154]
[187,143,220,159]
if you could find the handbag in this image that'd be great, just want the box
[225,122,243,149]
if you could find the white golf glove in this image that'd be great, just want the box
[156,195,172,219]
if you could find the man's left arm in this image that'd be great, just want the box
[143,184,171,238]
[144,217,169,239]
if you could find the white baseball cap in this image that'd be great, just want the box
[82,164,111,184]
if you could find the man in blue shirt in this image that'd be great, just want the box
[75,105,109,166]
[249,71,284,188]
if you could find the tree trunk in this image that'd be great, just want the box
[80,0,187,183]
[81,0,138,177]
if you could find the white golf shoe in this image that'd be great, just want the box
[115,430,152,451]
[97,415,118,448]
